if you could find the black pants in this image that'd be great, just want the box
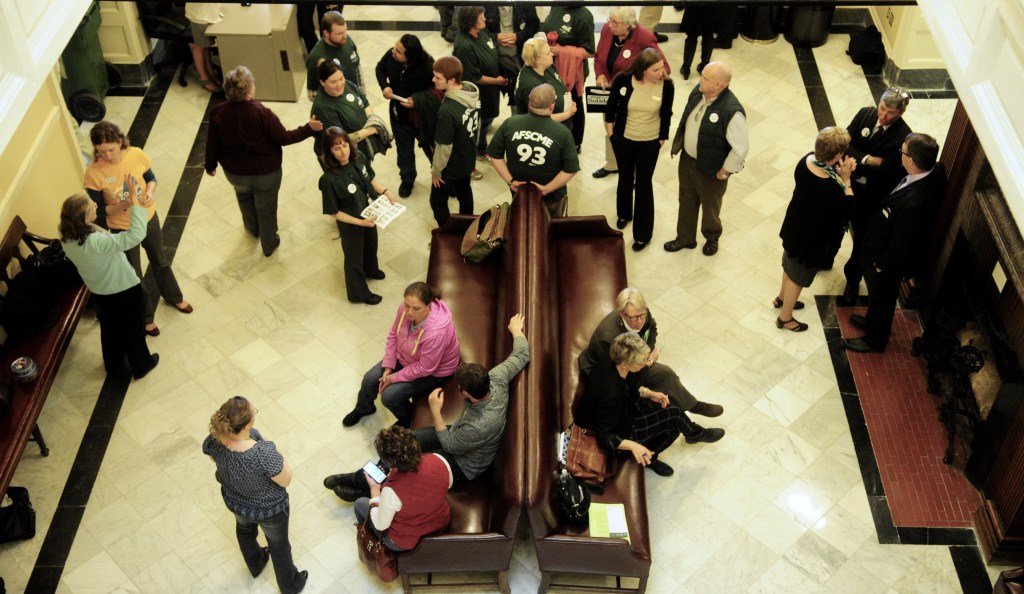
[630,399,683,455]
[336,220,380,302]
[123,214,184,324]
[862,265,902,350]
[612,137,661,243]
[843,188,882,290]
[94,284,154,377]
[224,169,282,255]
[570,88,585,148]
[391,111,434,185]
[429,176,473,228]
[297,3,338,52]
[413,427,470,481]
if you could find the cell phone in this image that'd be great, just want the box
[362,461,386,484]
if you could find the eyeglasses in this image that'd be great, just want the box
[886,86,910,99]
[899,150,909,156]
[623,312,648,323]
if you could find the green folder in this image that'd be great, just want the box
[589,502,630,543]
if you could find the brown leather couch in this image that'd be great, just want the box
[523,196,652,593]
[396,195,529,594]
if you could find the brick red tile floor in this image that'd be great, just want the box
[839,306,984,527]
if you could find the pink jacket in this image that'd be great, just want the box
[382,299,461,383]
[594,24,669,82]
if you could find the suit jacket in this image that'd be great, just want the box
[578,309,658,377]
[845,106,911,202]
[859,164,947,277]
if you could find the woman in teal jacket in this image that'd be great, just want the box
[59,184,159,379]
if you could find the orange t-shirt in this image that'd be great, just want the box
[83,147,157,230]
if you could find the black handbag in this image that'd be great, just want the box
[556,470,591,527]
[0,486,36,543]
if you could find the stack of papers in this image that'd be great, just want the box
[589,503,629,543]
[360,196,406,229]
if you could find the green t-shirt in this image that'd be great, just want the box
[306,37,361,92]
[453,31,501,119]
[543,7,595,79]
[435,96,479,181]
[486,113,580,199]
[320,152,376,218]
[310,81,369,157]
[514,65,570,131]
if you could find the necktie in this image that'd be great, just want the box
[868,125,882,140]
[892,176,909,194]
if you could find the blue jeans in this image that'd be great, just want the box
[234,507,304,594]
[354,360,450,426]
[354,497,407,551]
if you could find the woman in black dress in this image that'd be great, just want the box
[776,127,857,331]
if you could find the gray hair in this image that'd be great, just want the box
[616,288,647,313]
[880,86,911,112]
[609,332,650,366]
[609,7,638,29]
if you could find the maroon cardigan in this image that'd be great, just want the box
[205,100,315,176]
[594,23,670,82]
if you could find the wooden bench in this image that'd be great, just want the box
[0,216,90,495]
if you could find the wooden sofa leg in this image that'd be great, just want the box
[31,424,49,457]
[401,573,412,594]
[636,576,647,593]
[538,572,551,594]
[499,569,509,594]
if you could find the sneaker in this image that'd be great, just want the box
[685,427,725,444]
[646,458,674,476]
[398,181,414,198]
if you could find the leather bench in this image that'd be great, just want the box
[397,196,529,594]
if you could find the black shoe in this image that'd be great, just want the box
[332,484,363,502]
[592,168,618,178]
[685,427,725,444]
[263,234,281,257]
[342,407,374,427]
[323,473,355,489]
[647,458,673,476]
[616,218,629,230]
[399,181,414,198]
[631,241,648,252]
[145,324,160,337]
[680,66,691,80]
[252,546,271,578]
[291,569,308,593]
[772,297,804,310]
[353,293,382,305]
[366,270,386,280]
[843,338,882,353]
[664,240,698,252]
[837,284,859,307]
[776,317,809,332]
[850,314,868,330]
[702,241,719,256]
[654,33,669,43]
[133,354,160,380]
[690,401,723,417]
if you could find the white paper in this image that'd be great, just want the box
[360,196,406,229]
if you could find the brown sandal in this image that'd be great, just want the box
[775,317,808,332]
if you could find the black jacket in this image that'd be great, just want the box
[484,6,540,59]
[604,76,674,141]
[845,106,911,201]
[859,164,947,277]
[374,50,436,126]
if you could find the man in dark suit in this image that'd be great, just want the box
[838,87,912,305]
[844,133,947,353]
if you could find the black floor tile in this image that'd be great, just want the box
[32,506,86,568]
[949,545,992,594]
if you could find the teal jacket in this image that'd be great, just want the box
[62,205,147,295]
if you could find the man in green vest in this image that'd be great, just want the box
[487,84,580,218]
[306,11,363,100]
[665,61,748,256]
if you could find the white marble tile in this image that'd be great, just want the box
[773,478,835,529]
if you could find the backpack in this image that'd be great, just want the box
[556,470,591,527]
[847,25,886,74]
[0,268,59,344]
[460,202,510,263]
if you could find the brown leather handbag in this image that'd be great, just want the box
[355,504,398,582]
[564,424,616,485]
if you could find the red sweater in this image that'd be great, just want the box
[594,24,670,81]
[205,100,314,176]
[384,454,451,550]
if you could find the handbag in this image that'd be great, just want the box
[0,486,36,543]
[355,504,398,582]
[564,423,617,485]
[555,470,591,527]
[460,202,510,263]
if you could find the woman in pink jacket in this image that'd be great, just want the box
[344,282,461,428]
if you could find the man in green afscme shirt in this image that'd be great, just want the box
[487,84,580,218]
[306,11,363,100]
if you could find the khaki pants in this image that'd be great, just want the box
[604,134,618,170]
[675,152,729,243]
[639,6,663,30]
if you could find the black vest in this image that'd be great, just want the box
[671,85,745,176]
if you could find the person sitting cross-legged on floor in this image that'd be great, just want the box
[578,287,725,447]
[327,314,529,500]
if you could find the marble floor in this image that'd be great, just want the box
[0,6,1015,593]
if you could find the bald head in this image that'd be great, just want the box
[528,84,557,114]
[699,62,732,99]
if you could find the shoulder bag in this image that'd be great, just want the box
[355,503,398,582]
[564,423,617,485]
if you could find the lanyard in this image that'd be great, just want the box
[397,310,426,356]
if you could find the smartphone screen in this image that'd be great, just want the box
[362,461,386,484]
